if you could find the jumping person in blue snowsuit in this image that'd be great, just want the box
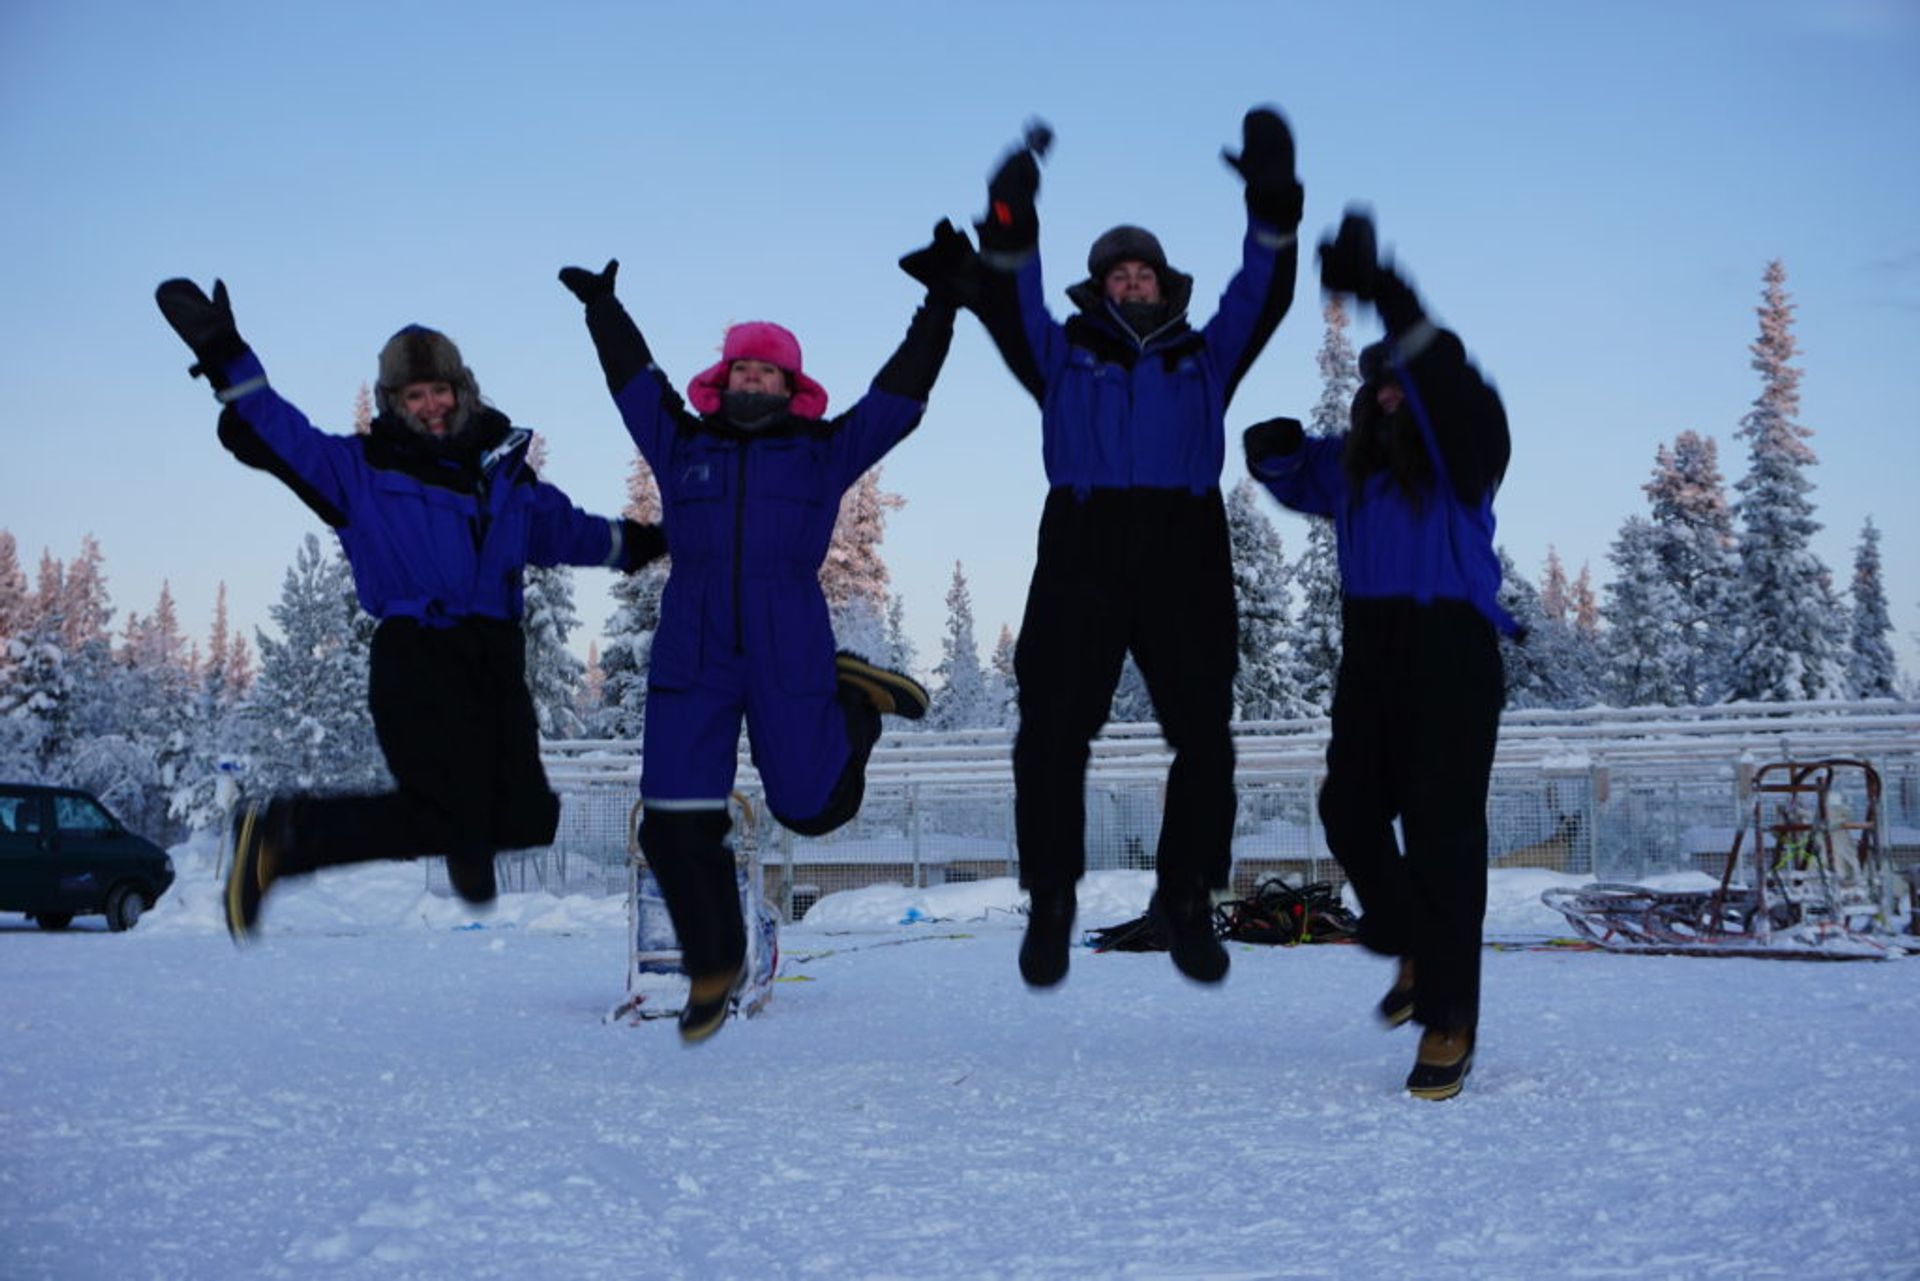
[557,229,967,1041]
[154,279,668,943]
[962,110,1302,989]
[1243,210,1517,1100]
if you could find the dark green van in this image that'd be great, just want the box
[0,783,176,931]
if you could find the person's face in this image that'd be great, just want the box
[727,359,789,396]
[400,381,458,436]
[1375,380,1405,417]
[1104,260,1161,305]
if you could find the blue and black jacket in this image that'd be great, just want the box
[213,349,632,627]
[1250,319,1518,636]
[579,297,953,697]
[977,218,1298,498]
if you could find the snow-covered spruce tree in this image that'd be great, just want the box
[1286,296,1360,715]
[0,607,69,776]
[1226,478,1302,721]
[884,592,917,677]
[1729,261,1843,702]
[930,561,991,730]
[1108,655,1154,724]
[113,582,197,837]
[1642,431,1738,703]
[241,534,385,797]
[822,466,904,660]
[593,453,666,739]
[520,434,586,739]
[1496,550,1569,710]
[172,584,251,833]
[989,622,1019,728]
[0,530,29,645]
[1290,520,1341,714]
[1600,517,1690,708]
[54,536,126,759]
[1846,518,1900,699]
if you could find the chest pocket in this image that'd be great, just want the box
[673,455,728,502]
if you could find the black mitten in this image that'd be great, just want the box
[1243,416,1305,465]
[978,131,1044,254]
[899,219,982,309]
[619,519,668,571]
[559,259,619,305]
[1222,106,1302,228]
[155,278,249,390]
[1317,209,1382,300]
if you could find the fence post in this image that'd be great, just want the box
[910,781,924,889]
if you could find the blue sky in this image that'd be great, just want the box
[3,0,1916,679]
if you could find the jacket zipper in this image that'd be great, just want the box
[732,446,747,655]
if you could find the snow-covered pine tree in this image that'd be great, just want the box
[594,453,668,739]
[352,383,374,436]
[990,623,1018,728]
[54,536,124,754]
[577,641,605,726]
[520,434,587,739]
[1729,261,1844,702]
[1288,296,1359,715]
[1226,477,1302,721]
[930,561,991,730]
[1846,518,1900,699]
[172,584,250,833]
[1600,517,1690,708]
[1496,550,1566,709]
[884,593,917,677]
[1643,431,1738,703]
[1540,547,1571,623]
[822,466,903,658]
[1291,521,1341,715]
[1109,655,1154,724]
[242,534,385,796]
[0,602,69,776]
[0,530,29,644]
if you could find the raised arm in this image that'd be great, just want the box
[1319,211,1510,502]
[1205,107,1304,403]
[155,278,356,527]
[971,126,1064,404]
[557,259,685,467]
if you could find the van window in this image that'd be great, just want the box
[53,794,115,836]
[0,791,38,835]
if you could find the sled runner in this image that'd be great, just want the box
[1542,758,1905,959]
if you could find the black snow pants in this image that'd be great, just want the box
[281,616,560,890]
[1319,598,1503,1034]
[1012,487,1239,897]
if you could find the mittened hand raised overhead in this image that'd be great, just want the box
[1318,209,1383,300]
[1222,106,1303,229]
[978,118,1051,254]
[899,219,983,310]
[558,259,620,306]
[1242,416,1306,465]
[155,277,250,390]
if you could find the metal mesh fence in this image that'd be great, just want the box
[434,705,1920,917]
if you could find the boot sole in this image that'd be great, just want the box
[834,654,930,720]
[224,805,264,945]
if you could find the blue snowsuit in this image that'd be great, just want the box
[1249,317,1513,1034]
[210,345,654,891]
[976,217,1298,898]
[577,299,953,829]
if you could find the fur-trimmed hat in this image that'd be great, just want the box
[375,325,481,433]
[1087,224,1169,281]
[687,321,829,420]
[1358,340,1397,385]
[1068,224,1196,320]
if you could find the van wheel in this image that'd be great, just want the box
[34,912,73,931]
[104,886,145,932]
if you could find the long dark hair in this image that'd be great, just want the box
[1342,383,1434,505]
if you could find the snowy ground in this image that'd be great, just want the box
[4,841,1917,1281]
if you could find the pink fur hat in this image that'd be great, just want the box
[687,321,829,420]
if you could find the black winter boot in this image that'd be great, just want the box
[1149,883,1229,983]
[1406,1026,1475,1100]
[1378,957,1415,1028]
[225,797,297,944]
[1019,886,1076,988]
[640,808,747,1044]
[445,853,498,906]
[835,651,930,720]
